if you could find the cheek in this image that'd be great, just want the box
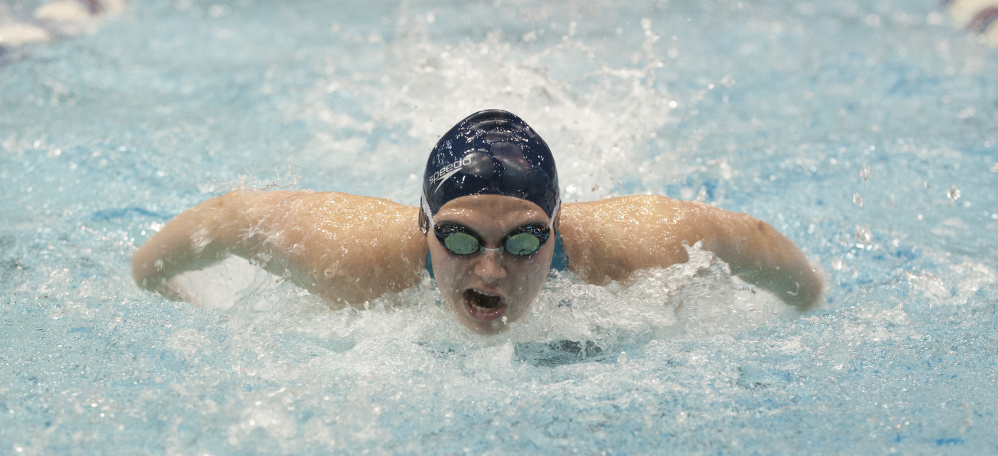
[511,249,554,296]
[428,245,466,292]
[524,263,550,294]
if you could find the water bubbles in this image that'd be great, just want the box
[927,11,945,26]
[947,186,960,205]
[859,165,872,182]
[190,228,214,253]
[207,4,230,18]
[855,225,873,246]
[853,194,864,207]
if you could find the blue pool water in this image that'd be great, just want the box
[2,0,997,454]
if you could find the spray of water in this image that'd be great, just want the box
[289,12,681,204]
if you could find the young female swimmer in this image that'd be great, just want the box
[132,110,823,334]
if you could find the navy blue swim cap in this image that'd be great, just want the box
[421,110,559,223]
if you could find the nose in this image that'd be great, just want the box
[474,249,507,282]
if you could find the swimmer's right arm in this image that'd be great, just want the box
[132,191,428,304]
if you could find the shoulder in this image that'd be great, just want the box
[232,190,400,208]
[274,191,422,240]
[228,190,417,222]
[559,195,712,240]
[220,189,425,260]
[561,194,711,218]
[557,196,708,283]
[243,190,428,301]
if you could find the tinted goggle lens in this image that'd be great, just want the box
[442,231,480,255]
[436,225,549,256]
[504,232,542,256]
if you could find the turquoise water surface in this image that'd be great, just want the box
[2,0,997,454]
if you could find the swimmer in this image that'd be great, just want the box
[132,109,823,334]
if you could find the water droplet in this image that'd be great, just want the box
[947,186,960,205]
[859,165,872,182]
[853,194,864,207]
[855,225,873,245]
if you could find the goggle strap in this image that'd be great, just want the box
[420,194,434,234]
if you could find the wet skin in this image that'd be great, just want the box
[427,195,555,334]
[133,191,823,328]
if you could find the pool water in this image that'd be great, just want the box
[2,0,997,454]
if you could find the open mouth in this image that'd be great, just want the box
[463,289,507,321]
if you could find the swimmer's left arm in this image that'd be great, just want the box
[558,195,823,309]
[697,203,824,310]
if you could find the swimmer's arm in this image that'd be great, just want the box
[132,192,257,302]
[132,191,428,304]
[697,203,823,310]
[558,196,822,309]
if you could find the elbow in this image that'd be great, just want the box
[131,254,157,291]
[131,245,166,292]
[782,267,825,311]
[799,268,825,311]
[131,248,197,303]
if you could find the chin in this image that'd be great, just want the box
[461,318,510,335]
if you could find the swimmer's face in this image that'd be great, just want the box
[428,195,555,334]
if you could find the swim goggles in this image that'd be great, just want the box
[434,223,550,256]
[419,193,559,257]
